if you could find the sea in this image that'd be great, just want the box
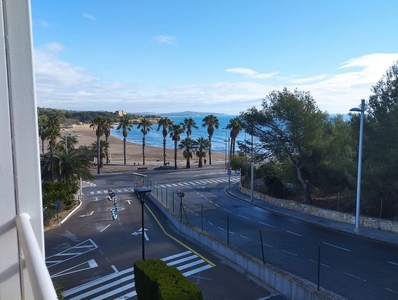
[110,115,249,153]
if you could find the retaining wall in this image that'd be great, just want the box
[239,187,398,234]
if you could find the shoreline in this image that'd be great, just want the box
[60,124,225,165]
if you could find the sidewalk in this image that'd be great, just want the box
[226,184,398,247]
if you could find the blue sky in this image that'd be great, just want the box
[31,1,398,115]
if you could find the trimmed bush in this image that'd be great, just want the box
[134,259,203,300]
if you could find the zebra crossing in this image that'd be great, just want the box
[62,250,213,299]
[86,188,135,196]
[158,177,239,188]
[85,178,239,195]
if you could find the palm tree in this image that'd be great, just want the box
[90,116,106,174]
[182,117,198,138]
[193,137,210,168]
[91,140,109,169]
[103,120,113,164]
[137,117,152,165]
[202,114,220,165]
[116,116,133,165]
[226,117,243,158]
[169,123,184,169]
[38,115,48,154]
[178,137,195,169]
[57,134,78,152]
[157,117,174,166]
[51,148,95,183]
[45,115,61,181]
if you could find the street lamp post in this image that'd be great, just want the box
[134,187,152,260]
[222,127,230,169]
[250,133,254,202]
[350,99,365,232]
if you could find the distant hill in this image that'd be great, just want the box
[133,111,232,117]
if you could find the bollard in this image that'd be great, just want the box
[111,209,116,220]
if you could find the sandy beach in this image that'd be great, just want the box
[61,124,225,168]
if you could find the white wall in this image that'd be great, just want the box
[0,1,45,299]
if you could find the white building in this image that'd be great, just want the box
[0,1,57,299]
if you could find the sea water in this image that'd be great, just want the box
[110,115,250,153]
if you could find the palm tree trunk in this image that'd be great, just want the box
[123,138,126,165]
[50,142,55,181]
[163,138,166,165]
[105,136,109,164]
[142,137,146,165]
[97,136,101,174]
[208,138,212,165]
[174,141,177,169]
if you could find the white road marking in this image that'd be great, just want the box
[282,250,298,257]
[51,259,98,278]
[238,214,249,219]
[100,224,111,232]
[286,230,302,237]
[323,242,351,252]
[344,272,366,281]
[308,259,329,268]
[385,287,398,294]
[131,227,149,241]
[259,221,275,228]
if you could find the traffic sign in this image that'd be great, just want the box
[55,200,61,213]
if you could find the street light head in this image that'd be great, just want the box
[134,187,152,203]
[349,108,361,112]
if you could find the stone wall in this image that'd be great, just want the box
[239,186,398,234]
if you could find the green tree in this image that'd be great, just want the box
[116,116,133,165]
[42,181,79,224]
[45,115,61,181]
[193,137,210,168]
[38,115,48,154]
[202,114,219,165]
[157,117,174,165]
[361,62,398,218]
[103,120,113,164]
[178,137,195,169]
[57,134,78,152]
[226,117,242,158]
[137,117,152,165]
[91,140,109,168]
[90,116,106,174]
[55,148,95,182]
[182,117,198,138]
[169,124,184,169]
[240,88,328,204]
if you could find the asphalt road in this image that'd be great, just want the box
[135,167,398,300]
[45,174,285,300]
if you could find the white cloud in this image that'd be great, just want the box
[37,20,50,28]
[154,35,176,45]
[83,13,96,20]
[226,68,278,79]
[293,53,398,113]
[33,48,398,115]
